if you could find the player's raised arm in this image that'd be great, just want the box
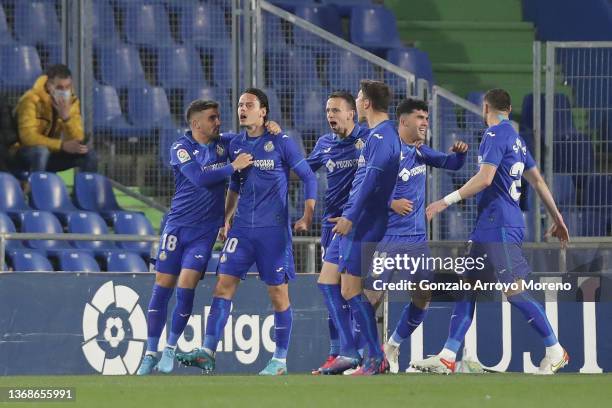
[523,164,569,247]
[418,141,468,170]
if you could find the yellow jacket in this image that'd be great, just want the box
[14,75,84,152]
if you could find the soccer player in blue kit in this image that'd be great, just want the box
[321,80,400,375]
[306,91,370,374]
[360,98,468,373]
[176,88,317,375]
[411,88,570,374]
[137,100,255,375]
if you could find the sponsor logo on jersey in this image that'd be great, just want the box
[177,149,191,163]
[325,158,358,173]
[203,162,228,171]
[253,159,275,170]
[264,141,274,152]
[398,164,426,182]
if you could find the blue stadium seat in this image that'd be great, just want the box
[92,0,119,45]
[157,46,205,89]
[0,45,43,90]
[320,0,373,16]
[0,172,35,223]
[265,47,318,91]
[96,44,148,89]
[112,212,154,257]
[327,49,370,92]
[127,87,176,130]
[14,1,61,46]
[386,48,434,87]
[293,89,326,132]
[294,5,343,44]
[29,172,79,224]
[0,212,24,251]
[349,6,402,53]
[520,93,575,135]
[176,1,229,49]
[107,251,148,272]
[553,174,576,207]
[74,172,134,223]
[183,87,232,130]
[553,132,595,173]
[123,1,174,48]
[269,0,317,12]
[0,5,15,44]
[9,249,53,272]
[21,211,75,254]
[93,84,140,137]
[67,211,117,256]
[59,251,101,272]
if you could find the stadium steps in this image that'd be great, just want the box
[58,169,164,233]
[386,0,534,115]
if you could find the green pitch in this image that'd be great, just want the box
[1,374,610,408]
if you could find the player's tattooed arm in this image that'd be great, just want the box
[523,167,569,248]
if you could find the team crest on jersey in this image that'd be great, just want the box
[264,141,274,152]
[159,251,167,261]
[220,254,227,263]
[355,139,365,150]
[176,149,190,163]
[216,144,225,156]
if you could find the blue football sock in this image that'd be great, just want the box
[508,292,558,346]
[391,302,427,345]
[146,284,174,352]
[443,297,476,353]
[203,297,232,353]
[318,283,358,358]
[168,287,195,347]
[352,313,367,356]
[327,313,340,356]
[273,306,293,360]
[347,295,382,359]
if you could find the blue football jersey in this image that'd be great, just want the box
[343,120,401,226]
[229,130,316,228]
[386,143,466,236]
[475,120,536,231]
[165,131,233,228]
[306,124,370,227]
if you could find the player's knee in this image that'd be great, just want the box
[154,272,177,288]
[267,286,289,311]
[340,285,359,301]
[363,289,382,308]
[213,277,238,298]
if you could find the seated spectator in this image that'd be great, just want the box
[11,64,97,173]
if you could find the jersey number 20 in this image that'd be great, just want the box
[509,162,525,201]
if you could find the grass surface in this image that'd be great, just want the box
[1,374,610,408]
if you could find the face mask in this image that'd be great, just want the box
[53,89,71,102]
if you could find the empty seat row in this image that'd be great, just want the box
[7,249,149,273]
[0,210,152,258]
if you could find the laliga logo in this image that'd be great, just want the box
[81,281,147,375]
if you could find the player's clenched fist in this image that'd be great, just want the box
[231,153,253,171]
[451,141,468,153]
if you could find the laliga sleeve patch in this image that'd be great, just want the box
[177,148,191,163]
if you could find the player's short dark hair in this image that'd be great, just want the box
[328,91,356,111]
[243,87,269,122]
[395,98,428,119]
[45,64,72,80]
[360,80,392,113]
[184,99,219,125]
[484,88,512,112]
